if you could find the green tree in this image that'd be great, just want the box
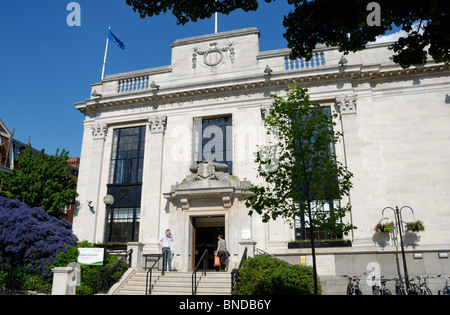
[125,0,449,68]
[0,146,78,218]
[245,83,355,295]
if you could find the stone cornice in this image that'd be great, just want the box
[171,27,260,48]
[75,62,450,114]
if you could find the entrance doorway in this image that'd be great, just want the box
[192,216,225,270]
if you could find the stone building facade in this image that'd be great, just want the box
[73,28,450,279]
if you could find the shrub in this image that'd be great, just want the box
[0,197,77,277]
[233,255,321,295]
[52,241,129,295]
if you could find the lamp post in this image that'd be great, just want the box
[103,195,115,266]
[382,205,414,292]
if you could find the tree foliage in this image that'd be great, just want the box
[125,0,449,68]
[245,83,355,295]
[0,197,78,277]
[125,0,269,24]
[0,146,78,218]
[246,83,355,237]
[283,0,449,69]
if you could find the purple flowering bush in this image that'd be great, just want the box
[0,197,78,277]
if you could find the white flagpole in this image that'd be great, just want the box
[101,25,111,81]
[215,0,218,33]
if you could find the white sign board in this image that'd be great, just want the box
[78,248,104,266]
[241,230,251,240]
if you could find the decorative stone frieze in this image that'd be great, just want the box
[192,42,235,69]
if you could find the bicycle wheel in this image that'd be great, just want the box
[425,288,432,295]
[372,286,380,295]
[408,284,418,295]
[346,285,352,295]
[383,289,392,295]
[355,288,363,295]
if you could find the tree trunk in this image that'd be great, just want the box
[308,202,318,295]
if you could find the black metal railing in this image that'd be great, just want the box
[145,254,163,295]
[231,247,248,293]
[100,248,133,293]
[192,249,208,295]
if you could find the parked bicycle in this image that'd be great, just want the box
[371,276,392,295]
[409,276,434,295]
[342,273,366,295]
[437,275,450,295]
[392,277,408,295]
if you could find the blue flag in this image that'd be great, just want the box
[108,29,126,50]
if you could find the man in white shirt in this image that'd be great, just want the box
[158,229,173,272]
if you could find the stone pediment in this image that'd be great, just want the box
[163,161,252,210]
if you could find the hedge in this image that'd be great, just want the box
[232,255,321,295]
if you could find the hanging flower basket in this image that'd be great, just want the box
[375,222,395,235]
[405,220,425,232]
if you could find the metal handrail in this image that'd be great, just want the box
[255,248,276,259]
[192,249,208,295]
[101,248,133,293]
[145,254,162,295]
[231,247,248,293]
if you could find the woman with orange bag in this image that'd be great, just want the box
[216,234,229,272]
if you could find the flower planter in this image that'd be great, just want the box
[375,222,395,235]
[405,220,425,232]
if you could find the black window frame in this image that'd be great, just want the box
[199,116,233,174]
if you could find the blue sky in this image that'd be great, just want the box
[0,0,296,158]
[1,1,400,158]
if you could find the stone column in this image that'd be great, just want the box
[141,115,167,253]
[73,123,108,242]
[51,266,79,295]
[336,95,373,246]
[127,242,145,269]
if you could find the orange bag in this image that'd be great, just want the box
[214,254,220,267]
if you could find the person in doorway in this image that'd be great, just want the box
[216,234,229,272]
[158,229,174,272]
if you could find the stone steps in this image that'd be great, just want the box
[113,270,231,295]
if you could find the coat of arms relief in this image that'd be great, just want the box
[192,42,235,69]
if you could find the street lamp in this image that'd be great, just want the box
[382,205,414,292]
[103,195,115,266]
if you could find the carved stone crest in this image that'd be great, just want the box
[163,161,252,211]
[186,161,229,182]
[192,42,235,69]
